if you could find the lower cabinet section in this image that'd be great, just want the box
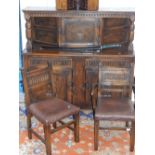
[23,52,134,108]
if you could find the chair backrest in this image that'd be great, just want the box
[22,65,53,106]
[98,60,134,98]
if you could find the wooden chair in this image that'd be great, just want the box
[22,64,80,155]
[91,60,135,152]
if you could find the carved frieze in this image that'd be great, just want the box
[23,9,134,20]
[29,57,72,68]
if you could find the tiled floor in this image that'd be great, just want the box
[19,93,134,155]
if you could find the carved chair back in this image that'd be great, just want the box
[22,65,54,106]
[98,60,134,98]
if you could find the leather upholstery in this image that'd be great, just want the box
[29,98,80,125]
[95,97,135,121]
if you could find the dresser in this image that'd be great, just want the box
[23,7,135,108]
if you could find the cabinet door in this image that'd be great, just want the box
[58,18,102,48]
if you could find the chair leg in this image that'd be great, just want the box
[44,124,52,155]
[27,112,32,139]
[126,121,129,128]
[74,113,79,142]
[94,119,99,150]
[53,122,57,129]
[93,109,95,119]
[130,120,135,152]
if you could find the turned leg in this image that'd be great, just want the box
[126,121,130,128]
[53,122,57,129]
[44,124,52,155]
[93,109,95,119]
[94,119,99,150]
[27,111,32,139]
[130,120,135,152]
[74,113,79,142]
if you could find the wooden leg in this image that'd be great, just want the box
[91,94,97,119]
[93,109,95,119]
[74,113,79,142]
[130,121,135,152]
[27,112,32,139]
[53,122,57,129]
[94,119,99,150]
[44,124,52,155]
[126,121,130,128]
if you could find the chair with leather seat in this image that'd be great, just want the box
[91,60,135,152]
[22,64,80,155]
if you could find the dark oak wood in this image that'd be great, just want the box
[23,50,134,108]
[92,59,135,151]
[23,8,134,52]
[22,8,135,109]
[56,0,99,11]
[22,7,135,153]
[22,66,80,155]
[94,119,99,150]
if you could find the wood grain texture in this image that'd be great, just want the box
[23,8,135,108]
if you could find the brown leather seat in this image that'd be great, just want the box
[29,98,80,125]
[95,98,134,121]
[91,60,135,152]
[22,65,80,155]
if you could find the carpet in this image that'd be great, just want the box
[19,94,134,155]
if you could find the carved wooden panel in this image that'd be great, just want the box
[25,67,52,102]
[28,57,72,102]
[24,10,134,52]
[32,28,57,45]
[79,0,88,10]
[24,9,134,19]
[32,17,58,49]
[24,53,134,108]
[33,17,57,28]
[102,18,131,45]
[52,60,72,102]
[98,61,134,98]
[59,18,102,48]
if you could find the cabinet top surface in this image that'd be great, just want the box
[23,7,135,18]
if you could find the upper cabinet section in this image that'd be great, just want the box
[23,8,135,53]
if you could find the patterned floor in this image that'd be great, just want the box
[19,93,135,155]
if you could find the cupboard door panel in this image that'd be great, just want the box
[59,18,102,48]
